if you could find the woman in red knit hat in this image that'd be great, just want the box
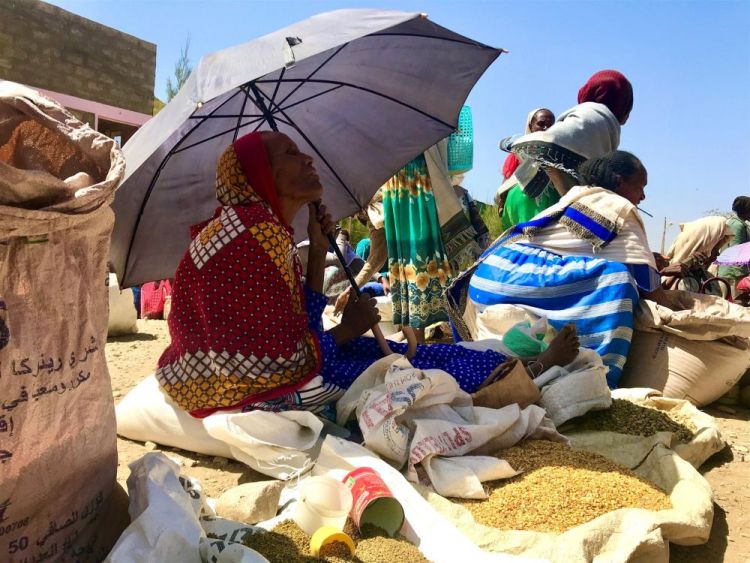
[498,69,634,228]
[577,69,634,125]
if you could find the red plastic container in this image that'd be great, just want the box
[343,467,405,537]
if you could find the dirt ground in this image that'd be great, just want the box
[107,319,750,562]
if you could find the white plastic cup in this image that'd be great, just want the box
[294,476,353,535]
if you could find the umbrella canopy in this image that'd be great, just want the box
[111,9,502,287]
[716,241,750,266]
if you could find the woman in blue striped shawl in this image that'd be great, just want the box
[448,151,674,388]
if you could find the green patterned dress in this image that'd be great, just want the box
[383,154,452,328]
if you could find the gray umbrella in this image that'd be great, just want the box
[111,9,502,287]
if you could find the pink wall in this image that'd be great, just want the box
[34,85,152,129]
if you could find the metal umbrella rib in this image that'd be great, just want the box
[254,77,455,129]
[172,116,266,154]
[251,85,357,202]
[122,87,250,275]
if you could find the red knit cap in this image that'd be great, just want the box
[577,70,633,122]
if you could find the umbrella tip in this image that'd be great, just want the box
[420,12,428,18]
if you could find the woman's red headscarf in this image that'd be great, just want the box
[156,132,320,417]
[578,70,633,123]
[215,131,290,230]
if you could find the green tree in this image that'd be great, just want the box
[477,200,504,240]
[166,36,192,101]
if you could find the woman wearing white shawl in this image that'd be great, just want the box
[448,151,672,389]
[499,70,634,229]
[663,216,732,292]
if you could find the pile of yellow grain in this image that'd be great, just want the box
[562,399,697,443]
[242,519,428,563]
[454,440,671,533]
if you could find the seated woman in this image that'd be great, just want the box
[157,131,578,419]
[448,150,673,388]
[662,216,732,294]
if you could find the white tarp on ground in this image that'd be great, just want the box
[105,453,267,563]
[108,448,537,563]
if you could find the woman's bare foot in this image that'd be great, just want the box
[536,324,579,371]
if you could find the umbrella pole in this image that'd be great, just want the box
[312,203,414,358]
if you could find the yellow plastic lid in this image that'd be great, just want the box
[309,526,356,557]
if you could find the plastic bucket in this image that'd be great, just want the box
[343,467,405,537]
[294,476,353,535]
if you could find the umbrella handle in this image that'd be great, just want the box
[312,202,395,358]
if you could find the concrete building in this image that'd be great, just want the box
[0,0,157,145]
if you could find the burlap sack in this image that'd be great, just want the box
[0,80,125,561]
[622,293,750,405]
[634,290,750,341]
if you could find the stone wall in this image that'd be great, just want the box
[0,0,156,114]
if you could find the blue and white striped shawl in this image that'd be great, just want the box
[447,186,655,341]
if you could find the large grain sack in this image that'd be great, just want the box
[318,437,528,563]
[621,330,750,406]
[108,272,138,336]
[621,293,750,406]
[0,80,125,561]
[636,291,750,341]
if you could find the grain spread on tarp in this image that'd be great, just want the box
[242,519,428,562]
[453,440,672,532]
[563,399,696,443]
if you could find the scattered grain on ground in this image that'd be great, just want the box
[243,520,427,562]
[454,440,672,533]
[562,399,696,443]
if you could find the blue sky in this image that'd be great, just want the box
[48,0,750,249]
